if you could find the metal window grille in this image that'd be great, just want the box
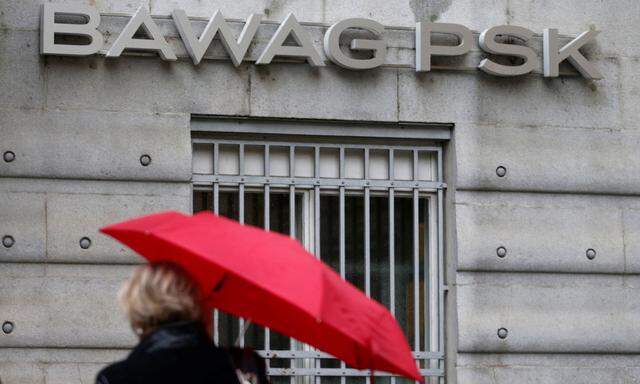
[192,133,446,384]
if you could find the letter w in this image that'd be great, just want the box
[172,10,262,66]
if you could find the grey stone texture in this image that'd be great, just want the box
[1,0,640,383]
[0,109,191,181]
[0,264,136,348]
[149,0,508,28]
[455,191,637,273]
[249,65,399,121]
[507,0,640,58]
[453,122,640,194]
[457,354,640,384]
[398,61,620,129]
[0,193,46,262]
[0,30,44,110]
[457,272,640,353]
[46,189,190,263]
[0,348,127,384]
[0,179,191,263]
[44,56,251,115]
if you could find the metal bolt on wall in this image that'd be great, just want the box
[2,235,15,248]
[496,246,507,258]
[586,248,596,260]
[497,327,508,339]
[496,166,507,177]
[3,151,15,162]
[2,321,14,334]
[79,237,92,249]
[140,154,152,166]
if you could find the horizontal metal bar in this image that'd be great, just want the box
[267,368,444,377]
[192,137,442,152]
[257,351,443,359]
[193,175,445,190]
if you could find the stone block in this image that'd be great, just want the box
[46,189,191,263]
[0,192,46,263]
[507,0,640,58]
[150,0,324,23]
[44,56,250,115]
[0,348,127,384]
[0,109,191,181]
[249,64,398,121]
[457,272,640,353]
[457,353,640,384]
[620,57,640,130]
[0,177,193,197]
[455,191,625,273]
[0,263,136,348]
[398,56,620,129]
[323,0,508,29]
[624,209,640,273]
[453,122,640,195]
[0,0,148,31]
[0,30,44,110]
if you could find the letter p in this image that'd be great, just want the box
[416,22,472,72]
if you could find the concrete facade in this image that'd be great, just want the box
[1,0,639,383]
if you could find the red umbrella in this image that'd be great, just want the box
[100,211,422,382]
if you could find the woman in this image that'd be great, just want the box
[96,263,240,384]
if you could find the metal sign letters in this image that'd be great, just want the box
[40,4,603,79]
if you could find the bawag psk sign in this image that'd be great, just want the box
[40,4,603,80]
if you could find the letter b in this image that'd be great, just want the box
[41,4,104,56]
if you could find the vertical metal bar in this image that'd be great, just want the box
[364,148,371,384]
[239,144,245,177]
[437,149,443,183]
[238,144,246,348]
[212,160,220,345]
[314,146,321,384]
[339,147,345,179]
[388,148,396,384]
[389,149,395,317]
[428,197,439,382]
[339,197,346,277]
[364,148,371,298]
[437,189,445,381]
[338,147,346,384]
[290,146,295,179]
[213,143,219,175]
[314,146,320,181]
[289,146,296,384]
[413,151,423,379]
[413,188,420,353]
[413,150,419,181]
[239,185,245,225]
[213,143,220,215]
[264,144,271,370]
[389,149,394,182]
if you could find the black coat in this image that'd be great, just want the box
[96,321,240,384]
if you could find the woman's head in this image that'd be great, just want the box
[119,262,202,337]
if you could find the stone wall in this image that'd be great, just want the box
[1,0,639,383]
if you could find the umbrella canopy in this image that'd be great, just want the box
[101,211,422,382]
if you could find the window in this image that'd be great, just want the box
[192,124,445,384]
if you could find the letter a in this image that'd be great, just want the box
[107,7,177,61]
[256,13,324,66]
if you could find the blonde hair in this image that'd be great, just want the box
[119,263,202,337]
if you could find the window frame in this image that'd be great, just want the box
[191,118,448,383]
